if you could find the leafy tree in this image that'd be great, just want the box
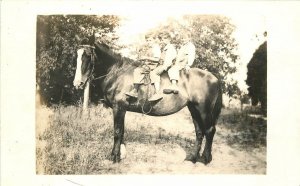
[146,15,240,96]
[246,41,267,115]
[37,15,242,106]
[36,15,120,105]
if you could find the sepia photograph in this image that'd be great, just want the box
[36,14,267,174]
[1,1,300,186]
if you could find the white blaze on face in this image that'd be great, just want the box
[73,48,84,88]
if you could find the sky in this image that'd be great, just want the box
[115,14,267,93]
[230,14,267,92]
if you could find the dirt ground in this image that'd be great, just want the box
[115,109,266,174]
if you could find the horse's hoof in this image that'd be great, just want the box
[185,154,197,163]
[200,153,212,165]
[110,153,121,163]
[112,157,121,163]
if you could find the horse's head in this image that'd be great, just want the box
[73,36,96,89]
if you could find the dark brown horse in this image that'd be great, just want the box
[73,36,222,164]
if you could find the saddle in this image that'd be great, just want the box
[124,70,161,114]
[136,69,156,100]
[126,64,161,99]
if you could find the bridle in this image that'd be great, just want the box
[78,45,107,88]
[78,45,95,88]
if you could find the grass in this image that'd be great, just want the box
[36,104,267,174]
[36,105,193,174]
[218,107,267,150]
[37,105,114,174]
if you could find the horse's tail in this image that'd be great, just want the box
[210,81,223,126]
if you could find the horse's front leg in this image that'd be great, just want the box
[111,106,126,163]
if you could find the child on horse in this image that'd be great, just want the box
[164,32,196,94]
[125,32,177,101]
[125,34,162,101]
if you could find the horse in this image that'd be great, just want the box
[73,35,223,164]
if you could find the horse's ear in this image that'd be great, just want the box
[88,31,96,45]
[80,38,90,45]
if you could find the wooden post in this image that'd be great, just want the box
[83,81,90,110]
[82,81,90,118]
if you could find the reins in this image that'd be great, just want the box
[93,74,108,80]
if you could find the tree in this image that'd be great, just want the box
[145,15,240,96]
[37,15,242,106]
[36,15,120,105]
[246,41,267,115]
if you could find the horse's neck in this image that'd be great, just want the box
[94,43,134,89]
[95,47,116,75]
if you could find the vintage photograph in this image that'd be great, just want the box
[36,14,267,174]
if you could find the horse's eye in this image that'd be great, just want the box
[82,51,90,57]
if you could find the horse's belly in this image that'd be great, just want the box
[126,93,188,116]
[152,95,188,115]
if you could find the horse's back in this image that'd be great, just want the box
[108,67,221,116]
[160,68,220,101]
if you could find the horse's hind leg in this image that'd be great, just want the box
[186,103,205,163]
[201,103,219,165]
[201,91,221,164]
[111,106,126,163]
[188,102,217,165]
[201,118,216,165]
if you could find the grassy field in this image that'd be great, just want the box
[36,104,266,174]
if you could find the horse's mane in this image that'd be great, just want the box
[94,42,138,84]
